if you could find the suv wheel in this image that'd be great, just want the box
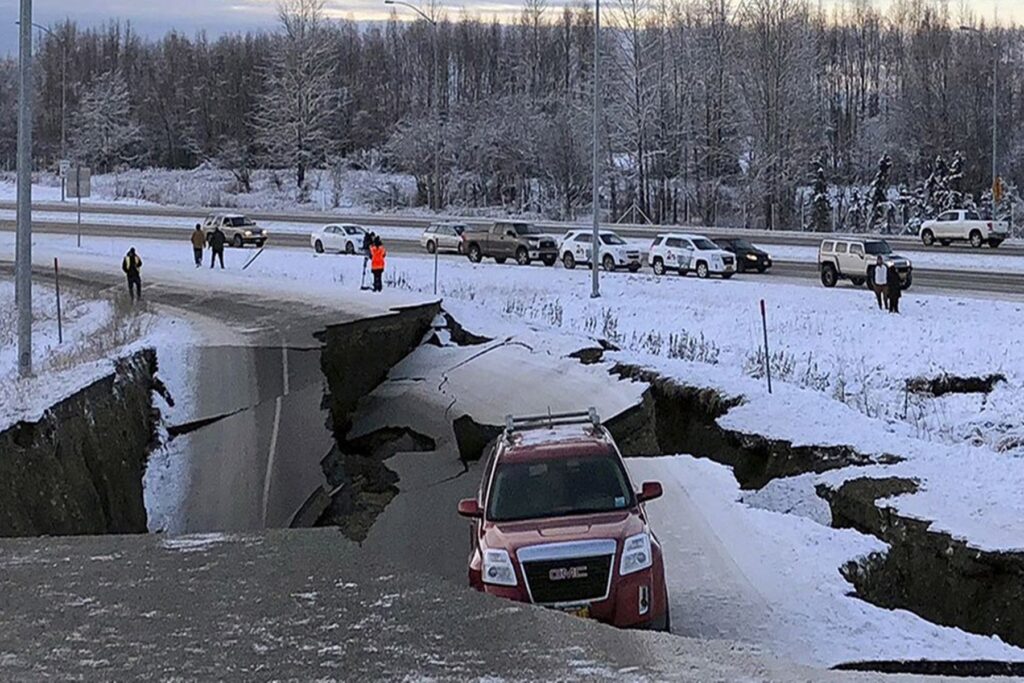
[426,240,437,254]
[494,256,508,264]
[821,264,838,288]
[940,239,951,246]
[542,256,556,267]
[314,239,324,254]
[921,229,935,246]
[602,255,616,272]
[851,276,866,287]
[970,230,983,248]
[563,252,576,269]
[652,258,665,276]
[516,248,531,266]
[467,244,482,263]
[233,234,244,248]
[990,239,1004,248]
[695,262,709,279]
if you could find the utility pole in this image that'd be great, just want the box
[591,0,601,299]
[16,0,33,377]
[384,1,440,210]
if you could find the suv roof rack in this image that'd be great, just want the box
[505,408,600,433]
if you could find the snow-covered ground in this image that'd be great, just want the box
[0,277,194,431]
[5,229,1023,664]
[0,167,419,213]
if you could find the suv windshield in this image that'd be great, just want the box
[487,455,634,522]
[225,216,255,228]
[864,241,892,256]
[600,234,626,246]
[692,238,718,250]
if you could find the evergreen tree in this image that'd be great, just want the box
[810,155,831,232]
[868,153,892,233]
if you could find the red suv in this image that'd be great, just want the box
[457,409,670,631]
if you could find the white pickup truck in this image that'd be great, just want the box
[919,209,1009,249]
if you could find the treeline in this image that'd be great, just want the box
[0,0,1020,230]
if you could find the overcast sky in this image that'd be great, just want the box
[0,0,1014,57]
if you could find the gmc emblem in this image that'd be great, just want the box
[549,566,588,581]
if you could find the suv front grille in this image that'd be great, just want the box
[723,256,735,266]
[522,554,613,604]
[540,240,555,249]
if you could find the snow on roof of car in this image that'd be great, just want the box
[501,423,614,460]
[655,232,706,241]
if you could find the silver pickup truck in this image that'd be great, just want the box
[919,209,1008,248]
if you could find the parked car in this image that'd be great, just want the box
[421,222,467,254]
[463,221,558,266]
[919,209,1009,248]
[713,238,772,273]
[310,224,367,254]
[818,238,912,289]
[649,233,736,279]
[202,213,267,248]
[559,230,643,272]
[457,409,670,631]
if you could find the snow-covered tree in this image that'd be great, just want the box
[69,70,142,172]
[254,0,339,188]
[810,155,831,232]
[867,153,892,233]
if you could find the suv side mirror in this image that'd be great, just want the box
[638,481,663,503]
[457,498,483,519]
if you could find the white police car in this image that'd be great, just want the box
[559,229,643,272]
[649,233,736,279]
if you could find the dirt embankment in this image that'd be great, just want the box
[0,350,162,537]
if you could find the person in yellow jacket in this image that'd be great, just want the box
[369,236,386,293]
[122,247,143,302]
[191,224,206,267]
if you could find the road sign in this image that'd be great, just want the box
[68,166,91,199]
[58,159,70,177]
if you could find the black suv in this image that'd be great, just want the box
[714,238,772,273]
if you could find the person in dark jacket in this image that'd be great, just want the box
[886,264,902,314]
[191,224,206,267]
[369,236,386,292]
[122,247,143,301]
[209,226,226,269]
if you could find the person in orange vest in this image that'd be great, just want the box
[369,236,386,292]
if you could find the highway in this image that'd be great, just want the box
[6,213,1024,298]
[3,197,1023,256]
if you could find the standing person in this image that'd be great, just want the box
[122,247,143,302]
[360,230,375,290]
[886,264,902,314]
[191,224,206,268]
[370,235,386,293]
[872,255,888,310]
[209,226,226,269]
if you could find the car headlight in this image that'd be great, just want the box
[746,254,758,261]
[483,549,517,586]
[619,532,652,575]
[243,230,252,236]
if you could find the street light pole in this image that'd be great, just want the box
[385,0,441,210]
[16,0,33,377]
[590,0,601,299]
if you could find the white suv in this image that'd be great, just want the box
[649,233,736,279]
[559,230,643,272]
[818,238,913,289]
[202,213,267,248]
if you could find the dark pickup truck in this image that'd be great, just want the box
[464,221,559,266]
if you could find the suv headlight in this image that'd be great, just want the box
[244,230,252,236]
[483,549,517,586]
[619,533,652,575]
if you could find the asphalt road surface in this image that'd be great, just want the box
[6,215,1024,298]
